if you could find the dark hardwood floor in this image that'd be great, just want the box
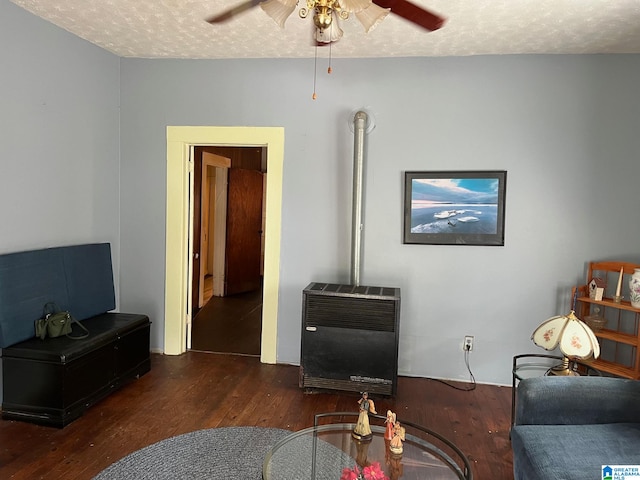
[191,287,262,356]
[0,352,514,479]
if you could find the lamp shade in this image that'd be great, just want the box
[260,0,297,28]
[532,310,600,360]
[355,3,390,33]
[340,0,374,13]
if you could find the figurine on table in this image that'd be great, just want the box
[384,410,396,440]
[352,392,377,441]
[389,421,406,455]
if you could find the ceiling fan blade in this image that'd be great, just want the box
[372,0,445,31]
[206,0,264,24]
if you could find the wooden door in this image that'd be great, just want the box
[225,168,264,296]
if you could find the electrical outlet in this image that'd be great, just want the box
[464,335,474,351]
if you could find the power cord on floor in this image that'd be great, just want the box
[431,345,477,391]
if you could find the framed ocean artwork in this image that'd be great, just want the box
[403,170,507,246]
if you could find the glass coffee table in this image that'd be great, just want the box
[263,412,472,480]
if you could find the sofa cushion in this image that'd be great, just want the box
[60,243,116,322]
[511,423,640,480]
[0,243,116,348]
[516,376,640,425]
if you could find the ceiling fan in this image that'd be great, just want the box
[206,0,446,45]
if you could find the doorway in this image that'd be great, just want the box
[164,126,284,363]
[190,146,266,356]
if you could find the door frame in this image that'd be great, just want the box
[165,126,284,364]
[200,152,231,305]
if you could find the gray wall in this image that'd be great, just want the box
[2,0,639,390]
[0,1,120,263]
[0,0,120,401]
[120,55,640,385]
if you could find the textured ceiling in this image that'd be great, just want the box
[9,0,640,59]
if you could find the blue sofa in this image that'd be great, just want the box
[511,376,640,480]
[0,243,150,427]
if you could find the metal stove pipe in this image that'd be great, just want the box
[351,111,368,287]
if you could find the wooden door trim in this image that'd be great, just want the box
[165,126,283,364]
[201,152,231,303]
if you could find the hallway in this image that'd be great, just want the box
[190,282,262,356]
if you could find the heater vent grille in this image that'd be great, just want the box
[305,296,396,332]
[301,374,393,396]
[306,282,398,298]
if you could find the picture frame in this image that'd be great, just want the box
[403,170,507,246]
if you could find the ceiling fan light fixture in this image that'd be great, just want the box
[339,0,374,13]
[314,4,335,30]
[260,0,298,28]
[355,3,390,33]
[315,22,344,43]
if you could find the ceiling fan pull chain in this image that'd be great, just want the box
[312,45,318,100]
[327,25,333,74]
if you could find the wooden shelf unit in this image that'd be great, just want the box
[572,261,640,380]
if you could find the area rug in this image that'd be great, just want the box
[92,426,291,479]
